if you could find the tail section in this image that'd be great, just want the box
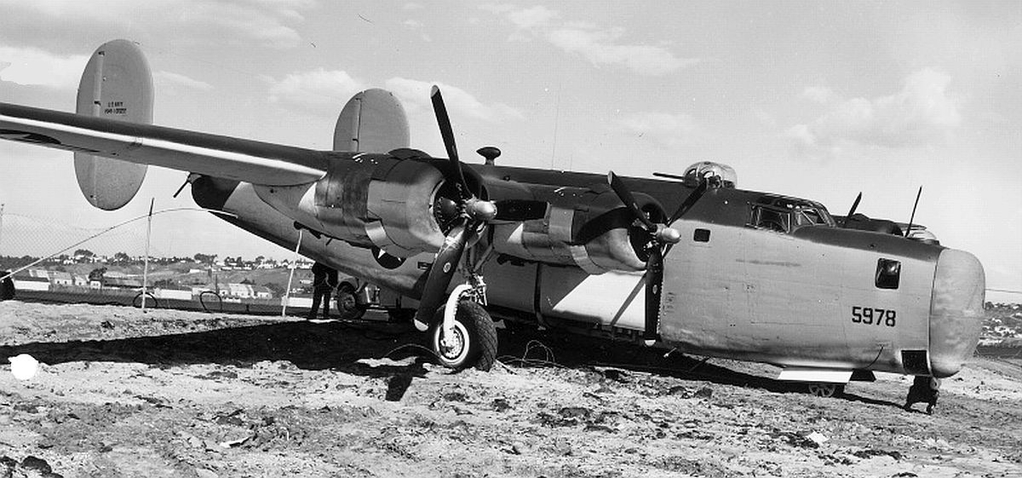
[74,39,153,210]
[334,88,409,153]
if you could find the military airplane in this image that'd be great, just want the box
[0,40,985,396]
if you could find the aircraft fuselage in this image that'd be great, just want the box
[192,160,985,379]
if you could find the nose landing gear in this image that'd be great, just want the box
[430,299,497,371]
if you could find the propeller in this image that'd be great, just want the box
[413,87,500,329]
[607,171,708,345]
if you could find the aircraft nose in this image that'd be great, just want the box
[929,248,985,378]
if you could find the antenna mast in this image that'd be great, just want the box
[905,186,922,237]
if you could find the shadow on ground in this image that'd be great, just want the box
[0,315,901,408]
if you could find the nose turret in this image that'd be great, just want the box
[929,248,985,378]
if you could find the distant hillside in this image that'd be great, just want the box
[982,303,1022,347]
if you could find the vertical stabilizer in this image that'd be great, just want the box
[334,89,409,153]
[74,39,153,210]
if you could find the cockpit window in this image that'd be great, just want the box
[750,195,836,233]
[754,207,790,232]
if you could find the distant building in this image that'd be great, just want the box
[103,276,142,289]
[156,287,192,300]
[223,283,273,299]
[50,271,73,286]
[12,270,49,291]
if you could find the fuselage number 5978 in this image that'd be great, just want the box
[852,306,896,327]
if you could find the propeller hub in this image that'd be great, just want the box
[466,198,498,222]
[656,226,682,244]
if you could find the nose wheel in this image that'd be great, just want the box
[429,300,497,371]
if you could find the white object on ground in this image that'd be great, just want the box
[807,432,829,445]
[9,354,39,380]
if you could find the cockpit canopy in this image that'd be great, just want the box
[750,195,836,233]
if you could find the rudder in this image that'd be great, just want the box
[334,89,409,153]
[74,39,153,210]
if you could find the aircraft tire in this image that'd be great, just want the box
[430,300,498,372]
[335,284,367,320]
[807,383,844,398]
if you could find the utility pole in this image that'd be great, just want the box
[141,199,154,312]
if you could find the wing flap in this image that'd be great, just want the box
[1,103,328,186]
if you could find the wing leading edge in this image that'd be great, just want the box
[0,102,329,186]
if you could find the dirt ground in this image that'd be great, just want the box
[1,301,1020,478]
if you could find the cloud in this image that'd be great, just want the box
[494,5,697,76]
[154,71,213,91]
[0,0,315,50]
[507,5,558,30]
[0,45,88,88]
[616,111,699,148]
[384,78,523,122]
[266,68,364,114]
[402,19,432,42]
[801,86,836,104]
[548,27,698,76]
[179,3,308,49]
[788,69,961,149]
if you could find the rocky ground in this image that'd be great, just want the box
[1,301,1020,478]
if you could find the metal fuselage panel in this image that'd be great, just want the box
[660,220,934,373]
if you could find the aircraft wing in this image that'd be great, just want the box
[0,102,328,186]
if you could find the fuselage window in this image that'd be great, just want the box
[876,258,901,289]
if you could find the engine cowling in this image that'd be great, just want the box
[255,153,469,258]
[491,182,666,274]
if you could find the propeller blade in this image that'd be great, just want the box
[667,179,709,225]
[493,199,548,221]
[841,192,863,228]
[413,218,471,327]
[430,86,471,199]
[643,245,665,345]
[607,171,657,232]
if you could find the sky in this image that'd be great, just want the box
[0,1,1019,301]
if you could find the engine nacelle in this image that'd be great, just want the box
[491,183,665,274]
[255,153,451,257]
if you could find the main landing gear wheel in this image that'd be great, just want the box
[807,383,844,398]
[430,300,497,371]
[335,284,367,320]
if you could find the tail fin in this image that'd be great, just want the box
[333,89,409,153]
[74,39,153,210]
